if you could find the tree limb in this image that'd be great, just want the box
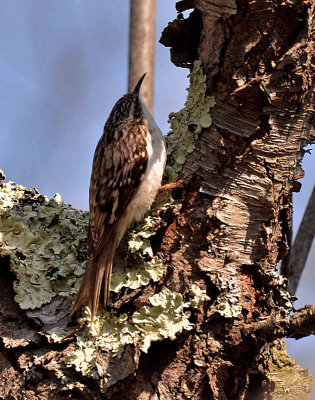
[282,186,315,295]
[243,305,315,341]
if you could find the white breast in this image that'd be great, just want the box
[127,103,166,222]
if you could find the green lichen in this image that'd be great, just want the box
[165,60,215,181]
[0,177,171,311]
[267,347,313,400]
[66,288,193,378]
[190,284,210,308]
[0,180,88,309]
[133,288,193,352]
[110,214,167,293]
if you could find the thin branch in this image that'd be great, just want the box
[282,186,315,295]
[280,193,292,277]
[128,0,156,114]
[243,305,315,340]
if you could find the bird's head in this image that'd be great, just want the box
[105,73,146,132]
[128,72,146,120]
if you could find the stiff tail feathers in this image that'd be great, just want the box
[70,238,116,319]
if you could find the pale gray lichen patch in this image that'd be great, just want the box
[215,265,243,318]
[0,180,88,309]
[66,288,193,378]
[165,60,215,181]
[190,284,211,308]
[110,214,167,293]
[0,176,171,313]
[132,288,193,352]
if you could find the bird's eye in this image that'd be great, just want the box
[133,101,142,119]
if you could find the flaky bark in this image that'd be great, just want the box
[0,1,314,399]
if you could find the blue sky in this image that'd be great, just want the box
[1,1,314,391]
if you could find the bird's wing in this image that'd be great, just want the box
[89,119,149,259]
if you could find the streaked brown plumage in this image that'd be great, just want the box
[70,74,166,319]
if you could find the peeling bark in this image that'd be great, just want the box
[0,0,315,399]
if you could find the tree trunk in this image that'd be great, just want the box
[0,1,315,399]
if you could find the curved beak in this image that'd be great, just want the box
[133,73,147,95]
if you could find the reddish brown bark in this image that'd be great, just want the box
[0,1,314,399]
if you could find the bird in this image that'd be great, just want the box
[70,74,166,319]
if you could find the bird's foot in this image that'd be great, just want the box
[156,176,187,203]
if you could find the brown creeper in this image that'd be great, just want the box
[70,74,166,318]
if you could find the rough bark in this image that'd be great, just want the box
[0,0,315,399]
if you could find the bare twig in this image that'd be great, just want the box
[243,305,315,340]
[280,194,292,276]
[128,0,156,114]
[282,186,315,295]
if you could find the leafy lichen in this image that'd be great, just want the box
[0,178,170,311]
[0,180,88,309]
[190,284,210,308]
[66,288,193,378]
[165,60,215,181]
[110,214,167,293]
[133,288,193,352]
